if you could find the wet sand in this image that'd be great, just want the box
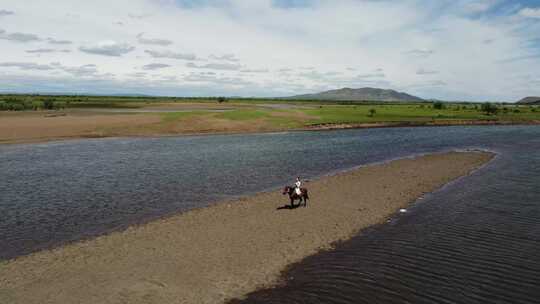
[0,152,493,304]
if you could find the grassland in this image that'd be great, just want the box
[1,94,539,144]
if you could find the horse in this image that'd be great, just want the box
[282,186,309,208]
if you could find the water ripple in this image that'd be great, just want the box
[2,126,540,303]
[234,130,540,303]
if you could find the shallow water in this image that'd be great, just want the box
[233,128,540,303]
[1,126,539,269]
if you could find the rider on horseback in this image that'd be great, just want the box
[283,177,309,207]
[295,177,302,196]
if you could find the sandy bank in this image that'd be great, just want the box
[0,113,162,144]
[1,109,538,145]
[0,152,493,303]
[306,119,540,131]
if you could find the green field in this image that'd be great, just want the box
[302,104,539,125]
[1,94,539,130]
[159,103,540,131]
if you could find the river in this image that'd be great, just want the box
[1,126,539,303]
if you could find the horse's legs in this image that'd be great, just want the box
[304,196,308,207]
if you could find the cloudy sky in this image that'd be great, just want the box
[1,0,540,101]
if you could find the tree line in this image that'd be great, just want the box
[0,97,66,111]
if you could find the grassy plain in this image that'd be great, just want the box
[1,95,539,144]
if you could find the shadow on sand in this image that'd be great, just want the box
[276,203,306,210]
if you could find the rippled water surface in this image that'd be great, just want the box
[2,124,540,304]
[233,127,540,304]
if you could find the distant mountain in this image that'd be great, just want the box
[287,87,424,102]
[517,96,540,104]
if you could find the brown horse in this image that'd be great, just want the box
[282,186,309,208]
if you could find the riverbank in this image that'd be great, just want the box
[1,110,538,145]
[306,119,540,131]
[2,100,540,145]
[0,151,493,304]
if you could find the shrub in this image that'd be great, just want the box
[43,98,56,110]
[532,108,537,112]
[433,101,445,109]
[0,99,32,111]
[368,108,376,117]
[54,101,66,110]
[3,97,18,103]
[32,101,44,110]
[217,97,226,103]
[513,108,520,113]
[11,103,25,111]
[481,102,498,115]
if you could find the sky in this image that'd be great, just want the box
[0,0,540,101]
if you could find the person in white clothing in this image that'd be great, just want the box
[295,177,302,195]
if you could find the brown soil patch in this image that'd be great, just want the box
[139,115,284,135]
[143,102,239,111]
[0,113,161,144]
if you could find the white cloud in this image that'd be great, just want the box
[128,13,151,19]
[53,63,104,77]
[0,61,111,78]
[407,80,447,88]
[186,62,241,70]
[404,49,435,58]
[79,41,135,56]
[0,0,538,100]
[145,50,197,60]
[47,38,72,45]
[209,54,239,62]
[240,68,269,73]
[127,72,148,78]
[416,68,439,75]
[142,63,171,70]
[519,7,540,19]
[357,72,386,79]
[26,48,70,54]
[0,30,40,42]
[0,9,14,17]
[183,72,253,86]
[0,62,54,70]
[25,48,56,54]
[460,0,499,14]
[137,33,173,46]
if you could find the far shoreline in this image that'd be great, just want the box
[1,119,539,146]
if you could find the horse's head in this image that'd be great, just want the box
[282,186,291,195]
